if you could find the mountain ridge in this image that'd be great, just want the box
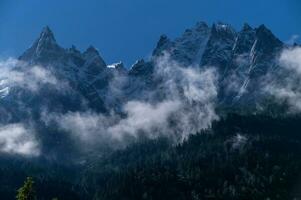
[1,22,289,112]
[0,21,296,159]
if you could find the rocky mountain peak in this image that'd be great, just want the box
[152,35,172,57]
[232,24,256,55]
[255,25,282,44]
[201,23,236,67]
[39,26,56,43]
[83,46,105,63]
[84,46,100,55]
[253,24,283,55]
[152,21,212,65]
[19,26,64,63]
[82,46,106,74]
[33,26,61,55]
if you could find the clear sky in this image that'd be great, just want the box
[0,0,300,67]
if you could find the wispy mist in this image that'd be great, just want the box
[0,52,220,157]
[43,53,219,149]
[0,58,63,93]
[0,123,39,156]
[265,47,301,112]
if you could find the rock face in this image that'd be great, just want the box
[136,22,285,106]
[153,21,211,65]
[201,22,237,69]
[11,22,289,112]
[19,26,65,63]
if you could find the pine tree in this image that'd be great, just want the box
[16,177,36,200]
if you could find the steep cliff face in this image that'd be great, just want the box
[134,22,285,106]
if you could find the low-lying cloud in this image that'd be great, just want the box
[265,47,301,112]
[0,123,39,156]
[52,100,180,143]
[0,54,220,156]
[154,54,218,139]
[0,58,69,157]
[108,100,181,140]
[279,47,301,73]
[0,58,62,93]
[48,54,219,147]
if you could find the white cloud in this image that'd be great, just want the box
[265,47,301,112]
[52,100,180,143]
[154,53,219,140]
[0,123,40,156]
[108,100,181,140]
[279,47,301,74]
[52,111,109,142]
[0,58,62,93]
[50,53,219,145]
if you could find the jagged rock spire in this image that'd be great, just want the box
[38,26,56,43]
[19,26,64,63]
[83,46,106,65]
[254,24,283,53]
[152,35,172,57]
[82,46,107,74]
[201,22,237,67]
[84,45,100,55]
[232,23,256,54]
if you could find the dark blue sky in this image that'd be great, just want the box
[0,0,300,66]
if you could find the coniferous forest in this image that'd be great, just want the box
[4,113,301,199]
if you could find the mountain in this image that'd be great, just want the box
[0,22,293,158]
[0,22,300,200]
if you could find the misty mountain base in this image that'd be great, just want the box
[1,21,301,199]
[6,114,301,199]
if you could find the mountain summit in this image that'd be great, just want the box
[19,26,64,63]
